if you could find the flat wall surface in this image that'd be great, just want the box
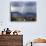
[0,0,46,45]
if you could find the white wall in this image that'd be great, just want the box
[0,0,46,46]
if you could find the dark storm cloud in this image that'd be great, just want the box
[25,2,36,6]
[10,2,36,7]
[10,2,23,7]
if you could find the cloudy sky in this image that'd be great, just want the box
[11,2,36,13]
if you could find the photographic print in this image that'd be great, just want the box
[10,1,36,21]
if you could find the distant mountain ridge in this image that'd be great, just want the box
[11,12,36,16]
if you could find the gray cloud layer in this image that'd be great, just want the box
[11,2,36,13]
